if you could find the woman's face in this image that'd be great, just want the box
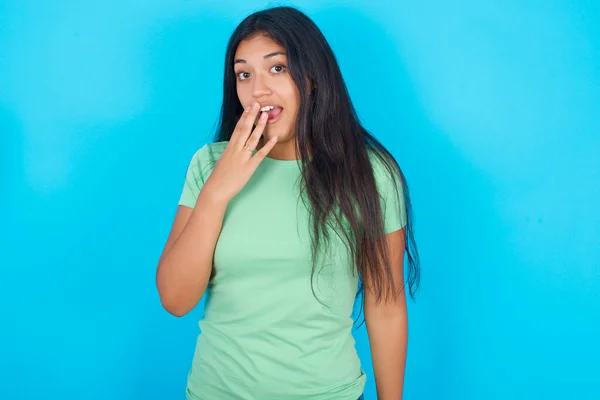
[233,34,300,157]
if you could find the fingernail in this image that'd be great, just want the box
[245,105,250,112]
[261,112,268,119]
[253,102,259,109]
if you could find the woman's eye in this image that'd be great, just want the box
[236,65,285,80]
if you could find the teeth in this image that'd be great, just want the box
[260,105,276,112]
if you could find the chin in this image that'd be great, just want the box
[265,127,291,142]
[262,130,278,141]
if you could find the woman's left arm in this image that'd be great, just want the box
[364,228,408,400]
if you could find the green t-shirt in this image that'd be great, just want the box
[178,141,406,400]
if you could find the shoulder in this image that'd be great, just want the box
[366,147,402,186]
[206,140,229,156]
[366,147,407,230]
[183,141,229,182]
[189,141,229,163]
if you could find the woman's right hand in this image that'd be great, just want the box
[202,102,278,204]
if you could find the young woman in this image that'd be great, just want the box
[156,6,420,400]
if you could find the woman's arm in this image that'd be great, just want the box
[156,102,276,317]
[364,228,408,400]
[156,188,228,317]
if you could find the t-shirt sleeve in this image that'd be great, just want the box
[178,144,210,208]
[373,155,408,234]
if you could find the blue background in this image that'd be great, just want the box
[1,0,599,399]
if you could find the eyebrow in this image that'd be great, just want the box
[234,51,287,64]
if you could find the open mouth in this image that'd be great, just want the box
[260,105,283,124]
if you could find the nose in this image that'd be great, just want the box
[252,74,271,99]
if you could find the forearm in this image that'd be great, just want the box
[156,188,227,316]
[366,313,408,399]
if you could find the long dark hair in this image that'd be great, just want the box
[214,6,420,321]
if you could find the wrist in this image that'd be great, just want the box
[198,183,231,208]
